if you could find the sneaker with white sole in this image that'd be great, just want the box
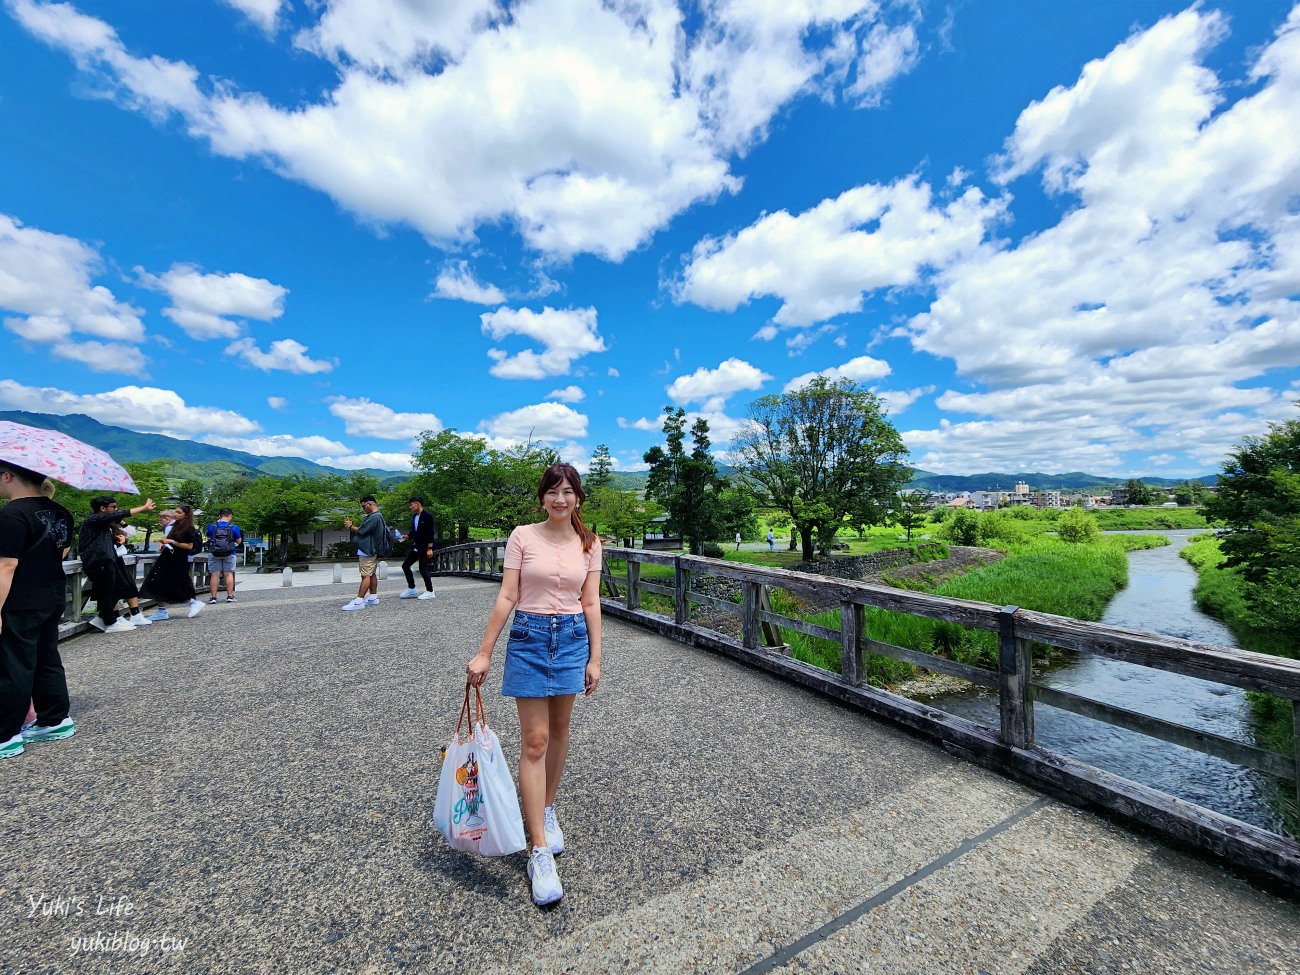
[418,590,437,600]
[226,596,236,603]
[188,599,204,618]
[543,805,565,855]
[148,608,169,621]
[21,718,75,742]
[399,587,419,599]
[342,597,366,611]
[88,616,107,632]
[105,618,136,634]
[364,594,380,606]
[131,614,152,626]
[0,734,24,760]
[527,846,563,905]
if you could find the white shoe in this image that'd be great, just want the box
[105,618,137,634]
[364,594,380,606]
[399,588,419,599]
[342,598,366,611]
[527,847,563,905]
[543,805,565,855]
[187,599,204,619]
[88,616,107,632]
[131,614,152,626]
[417,590,437,600]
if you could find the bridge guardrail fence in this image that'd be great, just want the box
[428,539,1300,892]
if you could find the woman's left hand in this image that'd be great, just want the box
[584,661,601,696]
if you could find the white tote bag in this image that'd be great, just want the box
[433,685,527,857]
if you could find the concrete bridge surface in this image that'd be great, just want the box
[3,576,1298,974]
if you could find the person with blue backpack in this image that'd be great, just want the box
[205,508,242,604]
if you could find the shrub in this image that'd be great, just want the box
[326,541,357,560]
[1056,508,1099,544]
[939,508,981,545]
[701,541,725,559]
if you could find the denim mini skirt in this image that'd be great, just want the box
[501,610,589,698]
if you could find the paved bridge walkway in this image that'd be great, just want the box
[4,578,1298,974]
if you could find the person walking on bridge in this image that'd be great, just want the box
[467,462,603,907]
[398,495,436,601]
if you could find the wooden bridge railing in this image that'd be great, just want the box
[431,540,1300,891]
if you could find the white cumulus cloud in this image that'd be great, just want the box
[432,261,507,305]
[141,263,287,340]
[326,396,443,439]
[482,306,605,379]
[674,178,1003,329]
[667,357,772,411]
[0,214,146,361]
[225,337,335,374]
[783,355,892,393]
[0,379,261,438]
[479,401,588,444]
[10,0,923,262]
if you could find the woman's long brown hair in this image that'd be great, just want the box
[172,504,196,543]
[537,463,596,554]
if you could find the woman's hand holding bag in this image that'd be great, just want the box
[433,683,527,857]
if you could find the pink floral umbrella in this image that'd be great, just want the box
[0,421,140,493]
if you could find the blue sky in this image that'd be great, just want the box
[1,0,1298,479]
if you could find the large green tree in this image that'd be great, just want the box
[240,476,332,562]
[733,378,909,560]
[1201,410,1300,634]
[642,408,730,555]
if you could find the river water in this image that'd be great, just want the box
[930,530,1288,834]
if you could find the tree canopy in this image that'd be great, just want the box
[732,378,909,559]
[1201,409,1300,634]
[642,408,735,554]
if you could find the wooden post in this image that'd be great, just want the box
[998,605,1034,749]
[841,600,866,687]
[742,581,760,650]
[626,561,641,611]
[674,558,690,626]
[68,568,84,624]
[1293,700,1300,812]
[755,587,789,654]
[601,558,621,598]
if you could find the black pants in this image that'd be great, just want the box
[85,559,121,625]
[402,549,433,591]
[0,607,69,740]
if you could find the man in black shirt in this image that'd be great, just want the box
[0,461,75,759]
[80,495,155,632]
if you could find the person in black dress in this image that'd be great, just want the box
[141,504,205,621]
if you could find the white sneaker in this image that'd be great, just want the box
[105,618,136,634]
[364,594,380,606]
[131,614,152,626]
[543,805,565,855]
[418,590,437,600]
[399,588,419,599]
[341,597,366,611]
[527,847,563,905]
[188,599,204,619]
[88,616,107,632]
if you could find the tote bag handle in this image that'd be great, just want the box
[453,682,491,743]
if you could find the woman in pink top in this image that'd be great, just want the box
[467,463,603,906]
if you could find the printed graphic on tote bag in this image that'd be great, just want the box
[453,752,487,842]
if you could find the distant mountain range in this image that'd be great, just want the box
[0,410,407,480]
[1,409,1215,492]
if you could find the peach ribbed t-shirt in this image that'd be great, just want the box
[503,523,603,615]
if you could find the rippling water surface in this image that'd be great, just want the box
[930,530,1287,834]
